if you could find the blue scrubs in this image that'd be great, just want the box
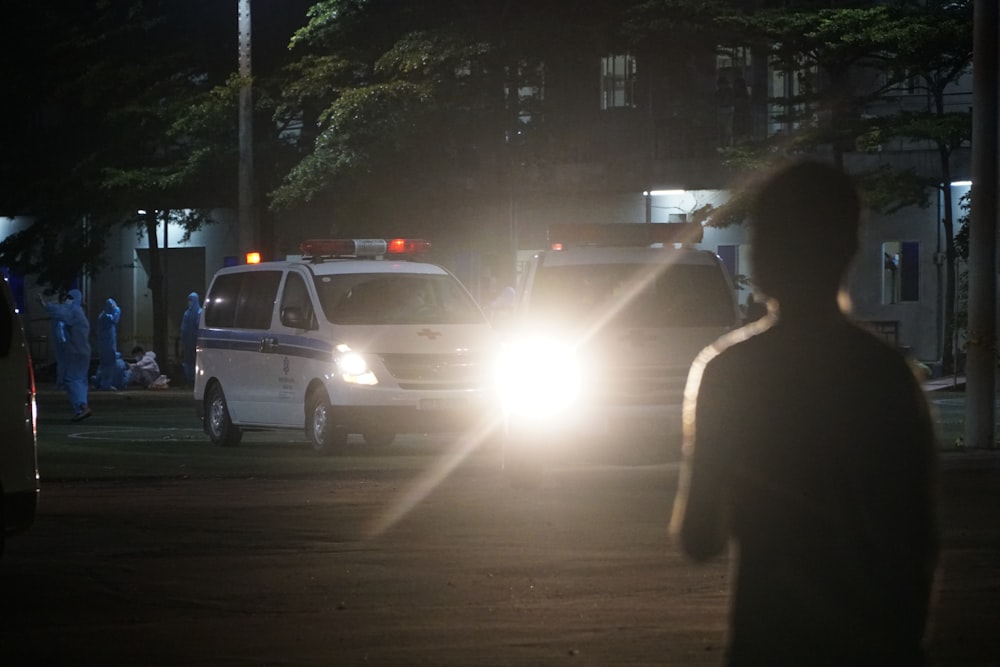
[94,298,121,390]
[44,288,91,416]
[51,313,68,387]
[180,292,201,385]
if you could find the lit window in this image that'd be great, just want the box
[716,46,751,74]
[505,58,545,125]
[716,47,752,145]
[600,54,636,110]
[767,57,817,137]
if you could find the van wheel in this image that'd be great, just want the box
[362,428,396,447]
[307,390,347,455]
[206,383,242,447]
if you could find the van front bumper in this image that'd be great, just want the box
[328,402,502,436]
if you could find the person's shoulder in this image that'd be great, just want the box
[835,319,926,386]
[842,318,908,357]
[695,318,776,380]
[712,316,775,355]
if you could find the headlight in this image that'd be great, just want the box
[497,336,582,418]
[335,344,378,386]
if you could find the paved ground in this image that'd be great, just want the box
[13,383,1000,665]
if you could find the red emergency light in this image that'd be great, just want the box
[386,238,432,254]
[547,222,703,249]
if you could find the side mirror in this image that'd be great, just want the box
[281,306,315,330]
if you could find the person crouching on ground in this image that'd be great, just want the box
[127,346,161,388]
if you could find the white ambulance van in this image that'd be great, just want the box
[194,238,500,454]
[497,223,741,486]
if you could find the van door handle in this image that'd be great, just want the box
[259,337,279,353]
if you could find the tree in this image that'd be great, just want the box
[270,0,644,281]
[630,2,972,372]
[862,1,974,374]
[749,0,973,373]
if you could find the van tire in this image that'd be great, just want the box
[307,390,348,455]
[205,383,242,447]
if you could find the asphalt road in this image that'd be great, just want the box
[1,387,998,666]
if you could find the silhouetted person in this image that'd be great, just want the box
[670,160,939,665]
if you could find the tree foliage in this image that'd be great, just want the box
[269,0,640,240]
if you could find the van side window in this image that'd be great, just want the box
[234,271,282,329]
[204,273,241,328]
[279,272,316,330]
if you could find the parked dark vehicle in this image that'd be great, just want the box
[0,277,38,555]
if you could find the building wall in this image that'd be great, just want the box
[88,210,239,363]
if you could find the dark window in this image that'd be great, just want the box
[716,245,738,282]
[204,273,241,328]
[234,271,281,329]
[882,241,919,304]
[529,261,736,328]
[899,241,920,302]
[204,270,281,329]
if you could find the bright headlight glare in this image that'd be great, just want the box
[335,347,378,385]
[498,337,582,417]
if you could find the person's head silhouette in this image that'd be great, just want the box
[751,160,861,316]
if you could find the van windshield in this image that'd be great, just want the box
[528,262,735,328]
[314,273,486,325]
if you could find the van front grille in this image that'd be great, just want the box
[379,353,490,390]
[589,365,689,406]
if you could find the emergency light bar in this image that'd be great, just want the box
[300,238,432,260]
[547,222,703,249]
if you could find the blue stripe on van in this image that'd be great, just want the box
[198,329,335,362]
